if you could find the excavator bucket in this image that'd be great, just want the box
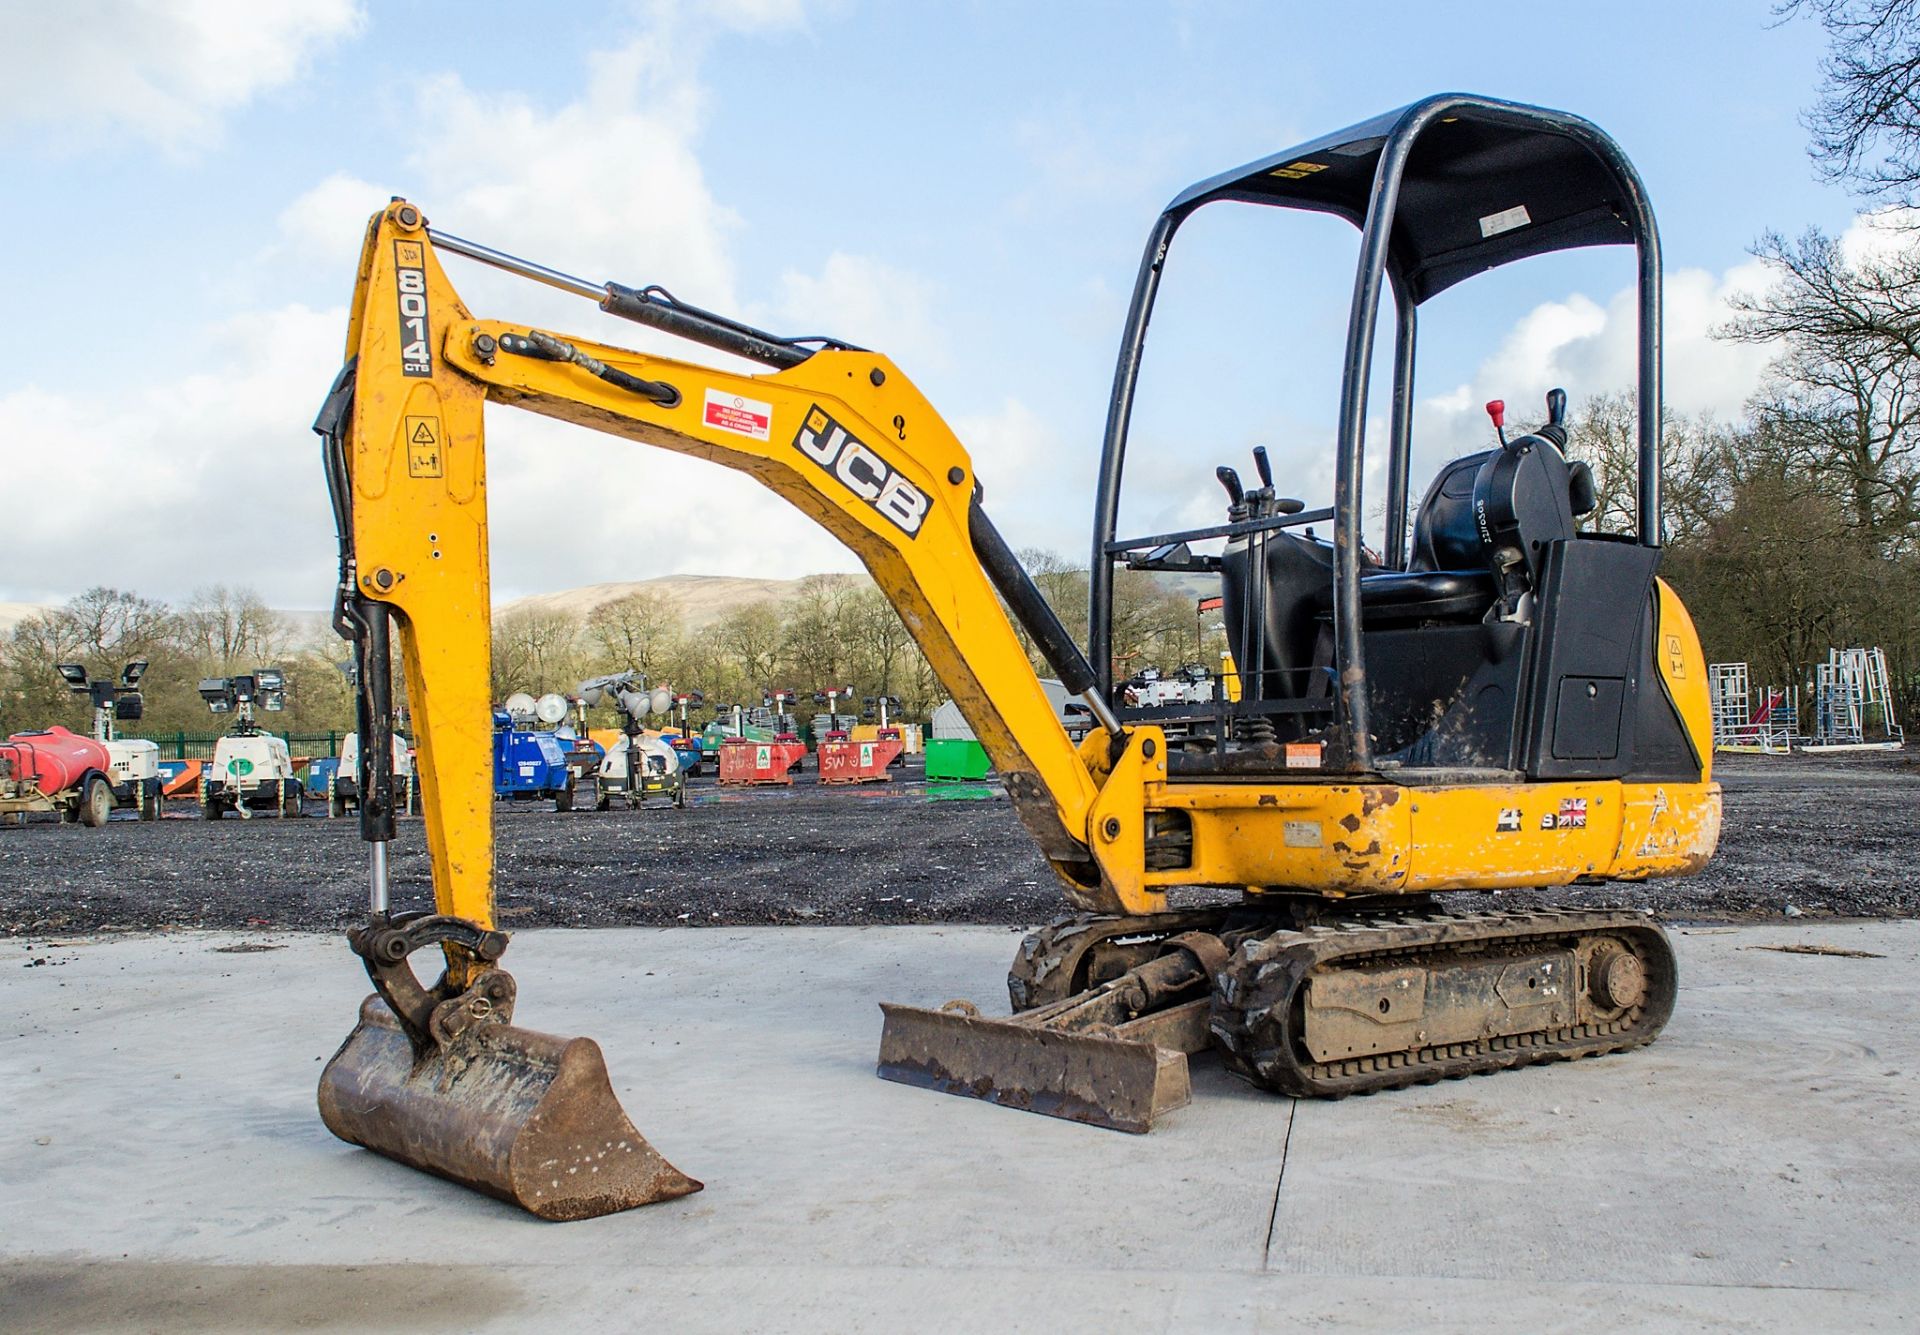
[320,996,702,1221]
[876,1001,1197,1133]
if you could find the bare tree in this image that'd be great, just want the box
[181,584,286,671]
[491,606,582,698]
[585,591,682,677]
[714,600,784,694]
[1565,393,1738,544]
[1018,547,1090,657]
[1786,0,1920,205]
[779,576,857,689]
[54,587,175,665]
[1723,227,1920,547]
[842,586,915,699]
[1664,475,1885,684]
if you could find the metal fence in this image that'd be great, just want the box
[127,731,347,760]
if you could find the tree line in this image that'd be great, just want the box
[489,566,1213,728]
[0,585,353,739]
[0,567,1211,742]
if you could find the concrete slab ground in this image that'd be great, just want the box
[2,921,1915,1332]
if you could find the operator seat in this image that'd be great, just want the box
[1333,451,1501,624]
[1317,397,1599,625]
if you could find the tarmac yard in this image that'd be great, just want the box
[1,922,1915,1331]
[1,750,1917,936]
[1,749,1917,1330]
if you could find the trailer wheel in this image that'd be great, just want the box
[555,784,575,813]
[282,782,302,818]
[594,794,611,812]
[79,776,113,828]
[139,781,159,821]
[203,796,223,821]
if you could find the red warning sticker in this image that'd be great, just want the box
[703,388,772,442]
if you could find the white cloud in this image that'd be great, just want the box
[273,172,389,280]
[770,252,948,373]
[0,304,345,607]
[351,16,891,600]
[0,2,363,154]
[1410,257,1781,484]
[1837,206,1920,267]
[948,397,1100,555]
[400,61,742,331]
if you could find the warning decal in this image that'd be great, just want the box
[1284,742,1324,770]
[405,416,443,478]
[704,388,773,442]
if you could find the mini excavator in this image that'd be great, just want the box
[316,94,1720,1220]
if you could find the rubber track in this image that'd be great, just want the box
[1207,907,1678,1098]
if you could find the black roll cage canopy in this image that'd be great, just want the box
[1088,93,1666,771]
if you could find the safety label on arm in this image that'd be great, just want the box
[704,389,773,441]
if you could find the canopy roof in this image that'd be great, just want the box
[1167,94,1652,304]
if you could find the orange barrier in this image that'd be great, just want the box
[159,760,205,797]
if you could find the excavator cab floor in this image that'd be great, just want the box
[319,996,701,1221]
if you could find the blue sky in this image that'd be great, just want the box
[0,1,1864,607]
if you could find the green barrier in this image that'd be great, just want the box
[924,738,991,781]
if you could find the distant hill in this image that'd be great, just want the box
[498,573,869,630]
[4,565,1234,645]
[0,575,869,645]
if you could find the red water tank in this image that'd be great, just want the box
[1,726,111,794]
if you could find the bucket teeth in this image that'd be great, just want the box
[320,997,701,1221]
[876,1002,1191,1134]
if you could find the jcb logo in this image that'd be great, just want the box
[794,407,929,538]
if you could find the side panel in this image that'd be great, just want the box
[1150,778,1720,895]
[1157,783,1412,894]
[1611,780,1722,880]
[1650,577,1713,781]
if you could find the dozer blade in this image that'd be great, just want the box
[876,994,1208,1134]
[320,997,702,1221]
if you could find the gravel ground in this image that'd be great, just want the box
[2,750,1915,938]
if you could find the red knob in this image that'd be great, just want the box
[1485,399,1506,429]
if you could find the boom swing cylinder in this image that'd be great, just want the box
[315,93,1721,1220]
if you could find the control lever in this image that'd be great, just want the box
[1539,387,1569,449]
[1216,466,1247,521]
[1486,399,1510,451]
[1251,446,1274,489]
